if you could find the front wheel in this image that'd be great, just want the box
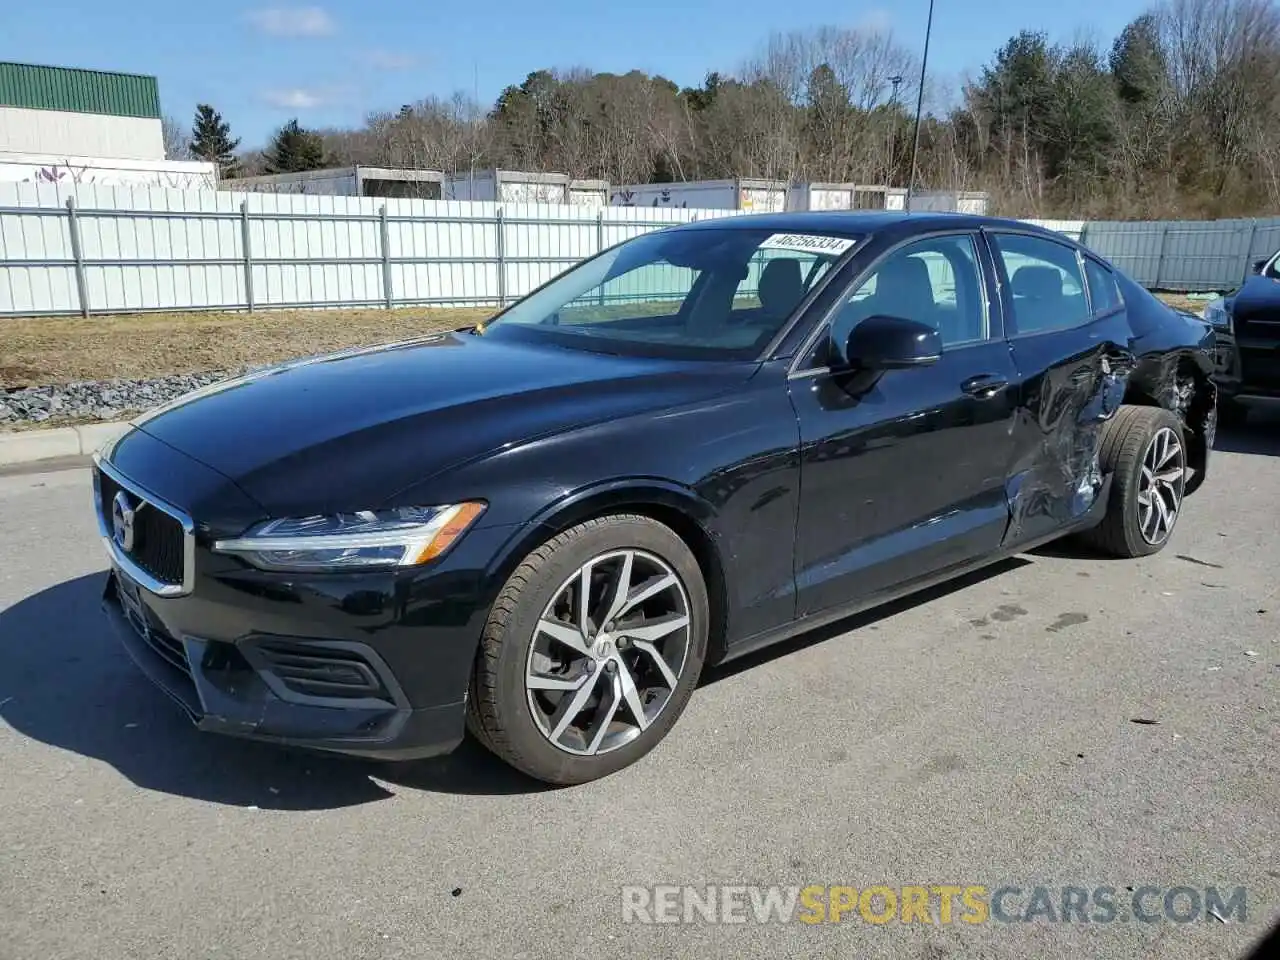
[466,514,709,786]
[1082,405,1187,558]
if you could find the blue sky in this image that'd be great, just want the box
[5,1,1152,148]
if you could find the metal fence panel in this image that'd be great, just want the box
[1,181,1278,317]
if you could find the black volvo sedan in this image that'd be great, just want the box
[93,212,1218,785]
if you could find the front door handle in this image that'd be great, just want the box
[961,374,1010,399]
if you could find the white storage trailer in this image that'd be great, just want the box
[906,190,989,214]
[567,179,609,207]
[443,170,609,206]
[788,183,909,211]
[610,178,788,213]
[0,151,217,189]
[218,166,444,198]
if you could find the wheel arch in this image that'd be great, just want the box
[1123,351,1216,493]
[481,480,732,669]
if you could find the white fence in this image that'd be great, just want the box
[0,182,1275,317]
[0,183,749,318]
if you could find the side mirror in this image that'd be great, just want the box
[842,315,942,370]
[1252,258,1268,275]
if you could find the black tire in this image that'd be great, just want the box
[1081,404,1187,558]
[1218,396,1249,428]
[466,514,709,786]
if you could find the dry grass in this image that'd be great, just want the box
[0,306,494,389]
[1155,293,1206,314]
[1,295,1208,390]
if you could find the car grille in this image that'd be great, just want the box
[97,469,187,587]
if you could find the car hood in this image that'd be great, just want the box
[130,331,758,516]
[1231,273,1280,315]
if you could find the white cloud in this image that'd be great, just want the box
[247,6,335,37]
[262,88,326,109]
[365,49,417,70]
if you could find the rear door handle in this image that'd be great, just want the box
[961,374,1010,399]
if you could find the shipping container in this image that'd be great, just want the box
[0,151,216,189]
[218,166,444,199]
[610,178,788,213]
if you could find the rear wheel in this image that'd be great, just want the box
[1082,405,1187,558]
[466,514,709,786]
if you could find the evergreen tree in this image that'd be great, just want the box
[189,104,240,175]
[263,119,327,173]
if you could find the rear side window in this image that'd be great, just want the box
[1084,258,1122,314]
[991,233,1090,335]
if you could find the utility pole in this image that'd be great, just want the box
[906,0,935,212]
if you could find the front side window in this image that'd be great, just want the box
[482,228,859,359]
[1262,250,1280,280]
[991,233,1090,334]
[829,234,987,358]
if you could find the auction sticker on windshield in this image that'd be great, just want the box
[759,233,857,255]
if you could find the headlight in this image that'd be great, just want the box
[213,503,486,572]
[1202,298,1231,330]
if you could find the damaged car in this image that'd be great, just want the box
[91,212,1218,785]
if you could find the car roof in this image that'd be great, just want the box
[666,209,1063,240]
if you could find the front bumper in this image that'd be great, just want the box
[102,569,467,759]
[1213,328,1280,401]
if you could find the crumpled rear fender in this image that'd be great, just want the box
[1003,338,1132,546]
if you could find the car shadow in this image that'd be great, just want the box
[1028,537,1114,561]
[1214,405,1280,456]
[700,557,1032,686]
[0,572,543,808]
[3,557,1037,805]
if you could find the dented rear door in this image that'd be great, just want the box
[985,230,1133,547]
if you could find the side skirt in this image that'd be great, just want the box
[716,473,1113,667]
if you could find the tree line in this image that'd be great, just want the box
[167,0,1280,220]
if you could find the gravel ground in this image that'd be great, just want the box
[0,371,236,427]
[0,416,1277,960]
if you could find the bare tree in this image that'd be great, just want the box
[162,115,192,160]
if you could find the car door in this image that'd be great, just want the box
[986,230,1132,547]
[788,231,1021,618]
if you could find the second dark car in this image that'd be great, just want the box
[1205,247,1280,424]
[92,212,1218,785]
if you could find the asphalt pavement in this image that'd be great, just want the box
[1,414,1278,960]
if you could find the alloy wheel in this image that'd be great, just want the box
[524,549,691,756]
[1137,426,1185,546]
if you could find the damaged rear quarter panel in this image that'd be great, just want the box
[1124,306,1219,484]
[1002,312,1136,546]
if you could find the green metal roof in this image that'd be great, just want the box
[0,62,160,119]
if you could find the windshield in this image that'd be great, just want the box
[479,227,859,359]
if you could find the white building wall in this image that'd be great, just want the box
[0,107,165,160]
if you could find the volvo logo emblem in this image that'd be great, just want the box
[111,490,136,552]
